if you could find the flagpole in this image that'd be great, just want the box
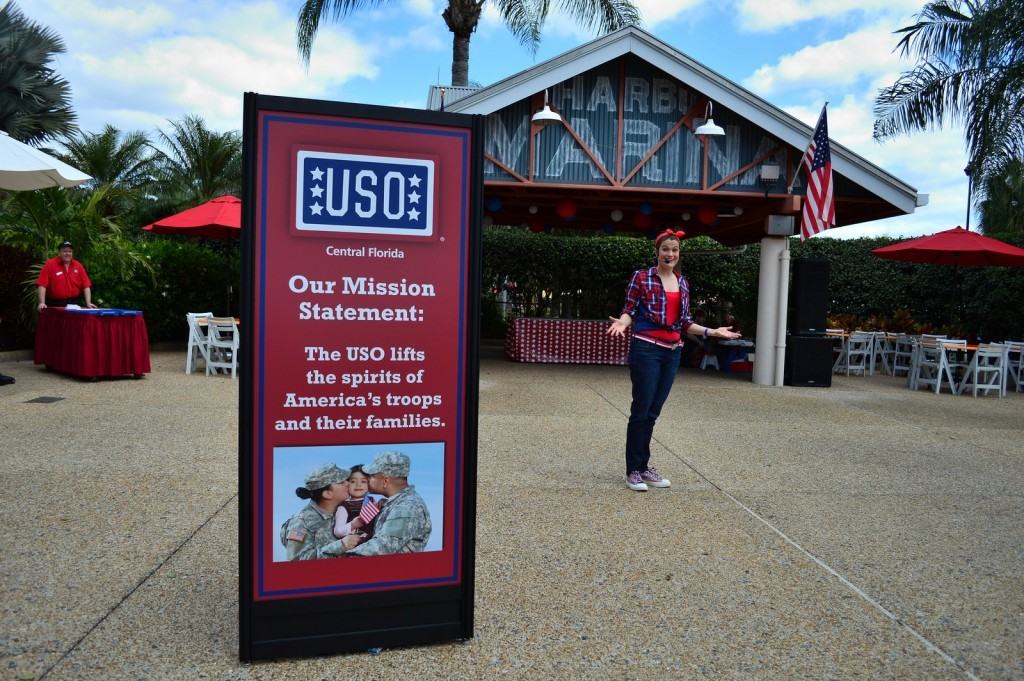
[787,102,828,194]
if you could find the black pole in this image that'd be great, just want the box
[964,165,973,231]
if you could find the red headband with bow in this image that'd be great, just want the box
[655,229,686,245]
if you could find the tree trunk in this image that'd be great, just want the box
[442,0,483,87]
[451,32,471,86]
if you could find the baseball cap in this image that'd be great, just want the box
[304,463,350,490]
[363,451,410,478]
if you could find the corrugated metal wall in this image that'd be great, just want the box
[483,55,797,195]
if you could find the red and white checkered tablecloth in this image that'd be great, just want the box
[504,317,630,365]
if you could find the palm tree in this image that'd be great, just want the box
[57,125,157,217]
[152,115,242,207]
[296,0,641,87]
[874,0,1024,192]
[979,159,1024,235]
[0,1,76,144]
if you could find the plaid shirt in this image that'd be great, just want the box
[621,267,694,335]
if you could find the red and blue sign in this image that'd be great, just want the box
[296,151,435,236]
[242,102,478,613]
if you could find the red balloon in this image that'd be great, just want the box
[556,199,576,220]
[697,205,717,225]
[528,218,544,233]
[633,213,652,229]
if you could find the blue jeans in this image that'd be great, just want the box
[625,339,681,475]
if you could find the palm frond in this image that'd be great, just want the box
[296,0,392,66]
[491,0,545,50]
[555,0,640,35]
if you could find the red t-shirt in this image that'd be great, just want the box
[638,290,681,343]
[36,257,91,300]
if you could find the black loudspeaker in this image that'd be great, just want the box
[790,259,830,335]
[784,335,833,387]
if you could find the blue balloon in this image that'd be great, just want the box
[485,196,503,212]
[602,223,615,235]
[639,202,653,215]
[543,224,553,234]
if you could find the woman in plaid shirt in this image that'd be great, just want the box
[607,229,740,491]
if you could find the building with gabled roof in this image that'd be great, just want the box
[426,25,926,385]
[427,25,925,247]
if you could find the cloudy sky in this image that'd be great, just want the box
[32,0,971,238]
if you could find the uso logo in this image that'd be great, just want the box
[295,151,434,236]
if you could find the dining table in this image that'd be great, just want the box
[35,307,151,379]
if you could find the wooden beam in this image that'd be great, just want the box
[616,58,625,182]
[558,115,617,186]
[483,179,809,200]
[484,152,528,184]
[621,98,704,186]
[707,144,783,191]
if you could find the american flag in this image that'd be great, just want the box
[798,105,835,240]
[358,497,381,524]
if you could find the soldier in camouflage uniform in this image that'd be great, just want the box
[324,451,431,556]
[280,463,350,561]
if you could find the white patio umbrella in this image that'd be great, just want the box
[0,130,91,190]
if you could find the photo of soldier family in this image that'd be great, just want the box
[272,442,444,562]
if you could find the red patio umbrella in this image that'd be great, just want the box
[872,226,1024,334]
[143,195,241,239]
[871,226,1024,267]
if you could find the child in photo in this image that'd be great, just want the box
[333,465,382,541]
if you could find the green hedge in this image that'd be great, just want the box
[5,228,1021,349]
[481,228,1024,341]
[1,239,239,347]
[481,229,758,324]
[93,238,240,342]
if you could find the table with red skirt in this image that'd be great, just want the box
[504,317,630,365]
[35,308,151,378]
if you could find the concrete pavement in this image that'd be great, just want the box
[0,349,1021,679]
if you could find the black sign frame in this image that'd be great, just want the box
[238,93,482,662]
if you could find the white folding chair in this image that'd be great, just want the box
[891,334,916,377]
[913,337,963,394]
[1005,341,1024,393]
[699,353,719,370]
[957,343,1008,397]
[873,332,896,376]
[827,329,847,373]
[842,331,871,376]
[206,317,239,378]
[185,311,213,374]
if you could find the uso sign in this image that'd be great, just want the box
[239,95,482,661]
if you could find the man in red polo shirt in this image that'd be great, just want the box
[36,241,97,310]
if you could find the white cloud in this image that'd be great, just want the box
[47,1,378,133]
[479,0,698,44]
[744,22,903,95]
[406,0,438,18]
[737,0,921,32]
[384,25,447,53]
[46,0,173,34]
[630,0,704,28]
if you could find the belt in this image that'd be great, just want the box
[634,334,683,350]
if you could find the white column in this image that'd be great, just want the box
[753,236,785,385]
[773,239,791,387]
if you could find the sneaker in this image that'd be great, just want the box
[626,471,648,491]
[641,467,671,488]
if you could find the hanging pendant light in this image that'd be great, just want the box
[532,89,562,126]
[694,101,725,137]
